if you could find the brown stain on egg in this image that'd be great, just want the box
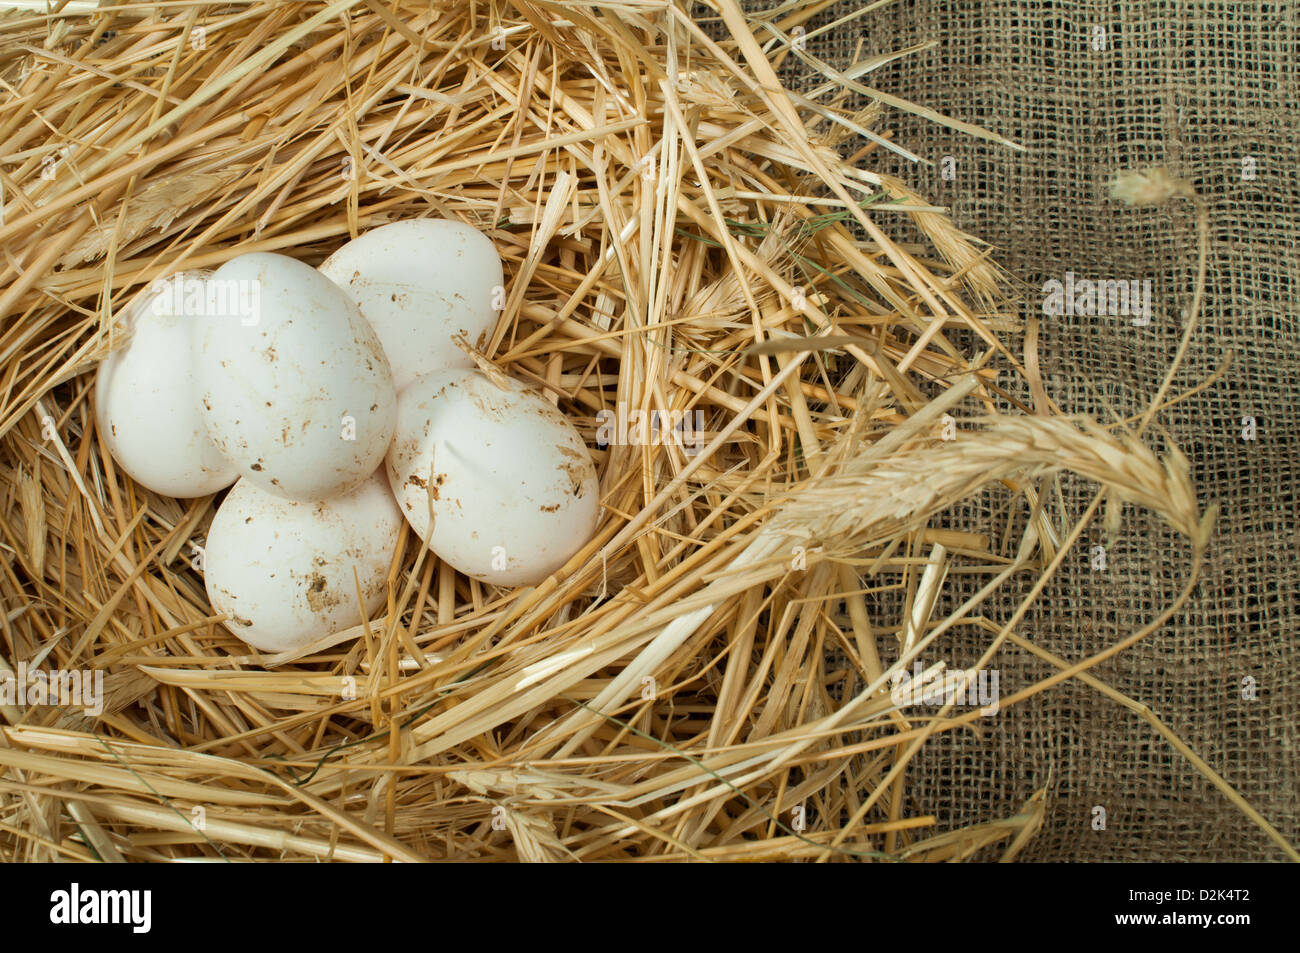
[305,571,341,612]
[555,445,593,496]
[430,472,447,500]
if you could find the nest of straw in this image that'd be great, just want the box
[0,0,1230,863]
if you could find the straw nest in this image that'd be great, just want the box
[0,0,1273,863]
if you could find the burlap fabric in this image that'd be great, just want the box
[751,1,1296,860]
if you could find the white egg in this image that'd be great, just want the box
[95,271,240,498]
[318,219,504,390]
[193,252,396,500]
[386,369,600,586]
[203,471,402,654]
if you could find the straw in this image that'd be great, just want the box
[0,0,1284,863]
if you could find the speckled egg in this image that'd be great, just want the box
[95,271,240,497]
[192,252,396,500]
[386,369,600,586]
[203,471,402,654]
[319,219,503,390]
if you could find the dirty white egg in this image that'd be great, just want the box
[192,252,396,500]
[95,271,240,498]
[386,369,600,586]
[203,471,402,654]
[318,219,504,390]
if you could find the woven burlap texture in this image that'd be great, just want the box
[762,0,1297,860]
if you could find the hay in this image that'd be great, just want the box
[0,0,1288,862]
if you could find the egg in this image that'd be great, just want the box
[95,271,240,498]
[386,369,600,586]
[318,219,504,390]
[192,252,397,500]
[203,471,402,654]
